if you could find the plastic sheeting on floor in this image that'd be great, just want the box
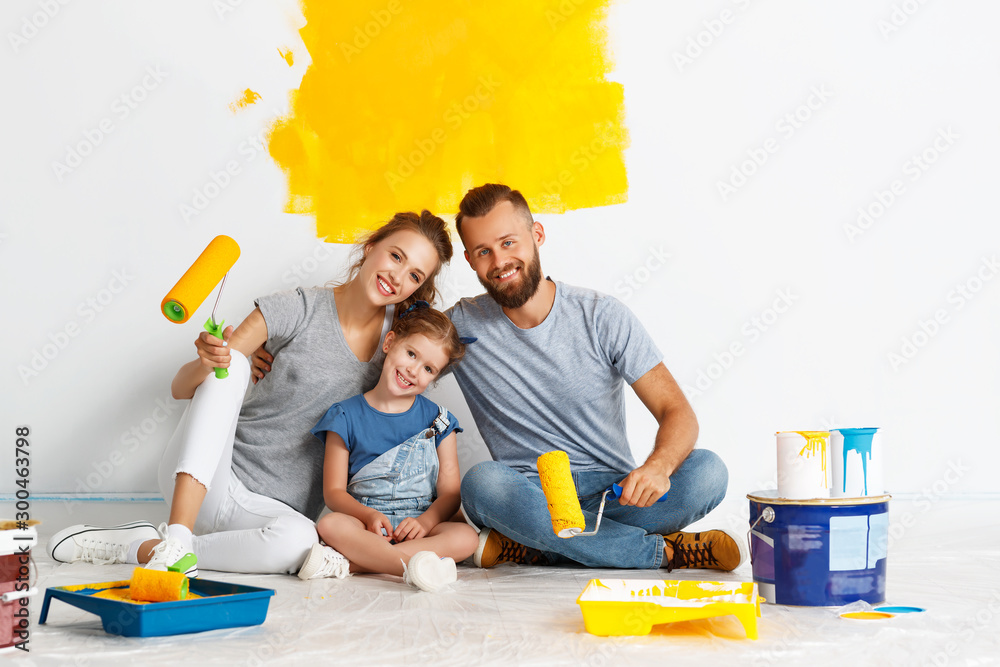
[5,497,999,666]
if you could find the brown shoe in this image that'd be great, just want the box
[473,528,547,568]
[662,529,747,572]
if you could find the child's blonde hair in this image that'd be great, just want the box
[391,305,465,371]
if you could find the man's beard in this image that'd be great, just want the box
[479,246,543,309]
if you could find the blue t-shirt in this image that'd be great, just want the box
[446,280,662,476]
[311,394,462,478]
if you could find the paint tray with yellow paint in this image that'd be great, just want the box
[576,579,761,639]
[39,578,274,637]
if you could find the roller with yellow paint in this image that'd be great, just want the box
[129,568,189,603]
[538,451,587,537]
[160,235,240,378]
[538,451,668,539]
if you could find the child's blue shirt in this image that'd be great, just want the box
[311,394,462,478]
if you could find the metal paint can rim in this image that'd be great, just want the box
[748,489,892,506]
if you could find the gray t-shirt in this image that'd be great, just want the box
[231,287,390,519]
[447,280,662,476]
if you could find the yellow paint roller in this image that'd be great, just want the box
[161,235,240,378]
[538,451,586,537]
[538,450,668,539]
[129,568,189,602]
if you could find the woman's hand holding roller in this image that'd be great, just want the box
[195,326,234,370]
[171,324,238,399]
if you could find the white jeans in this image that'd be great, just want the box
[157,350,318,574]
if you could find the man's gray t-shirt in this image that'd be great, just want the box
[447,280,662,476]
[231,287,390,519]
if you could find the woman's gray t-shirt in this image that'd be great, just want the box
[230,287,390,520]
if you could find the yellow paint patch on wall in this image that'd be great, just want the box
[278,47,294,66]
[269,0,628,242]
[230,88,262,113]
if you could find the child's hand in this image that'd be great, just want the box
[392,517,429,542]
[366,511,394,542]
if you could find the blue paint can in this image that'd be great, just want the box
[830,427,884,497]
[747,490,891,606]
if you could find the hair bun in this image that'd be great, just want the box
[420,209,445,229]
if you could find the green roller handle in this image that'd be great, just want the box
[203,318,229,379]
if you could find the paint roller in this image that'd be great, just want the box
[538,450,668,539]
[128,568,189,602]
[161,235,240,378]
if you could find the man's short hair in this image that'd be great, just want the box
[455,183,534,239]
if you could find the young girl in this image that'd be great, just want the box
[47,211,455,577]
[299,306,479,591]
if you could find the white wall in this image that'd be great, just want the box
[2,0,997,502]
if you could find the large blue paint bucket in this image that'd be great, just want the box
[747,490,890,606]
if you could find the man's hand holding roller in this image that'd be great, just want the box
[618,459,673,508]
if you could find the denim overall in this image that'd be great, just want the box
[346,405,450,531]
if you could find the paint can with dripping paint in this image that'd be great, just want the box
[830,428,883,498]
[776,431,831,499]
[747,490,890,606]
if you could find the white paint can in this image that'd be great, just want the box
[776,431,831,499]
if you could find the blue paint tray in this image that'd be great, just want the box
[39,578,275,637]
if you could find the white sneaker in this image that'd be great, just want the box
[297,543,351,580]
[146,526,199,578]
[403,551,457,592]
[47,521,158,565]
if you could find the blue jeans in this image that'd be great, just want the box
[461,449,728,569]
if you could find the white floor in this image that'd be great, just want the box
[4,496,999,666]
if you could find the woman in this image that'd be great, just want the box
[47,211,455,575]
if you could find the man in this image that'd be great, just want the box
[448,183,744,571]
